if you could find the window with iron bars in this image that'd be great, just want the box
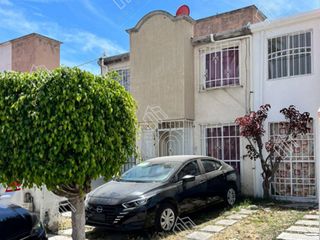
[268,31,312,80]
[203,125,241,176]
[116,69,130,91]
[270,122,316,199]
[203,45,240,89]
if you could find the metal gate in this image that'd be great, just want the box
[139,120,194,160]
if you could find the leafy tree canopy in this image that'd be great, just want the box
[0,67,137,194]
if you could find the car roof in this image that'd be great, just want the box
[145,155,210,164]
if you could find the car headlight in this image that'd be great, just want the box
[122,198,149,209]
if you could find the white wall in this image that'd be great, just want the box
[0,42,12,71]
[252,11,320,199]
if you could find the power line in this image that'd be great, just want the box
[75,57,101,68]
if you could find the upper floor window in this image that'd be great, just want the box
[116,69,130,91]
[268,31,312,80]
[205,46,240,88]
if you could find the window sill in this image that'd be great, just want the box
[199,84,243,92]
[267,73,313,82]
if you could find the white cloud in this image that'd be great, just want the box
[81,0,120,30]
[0,0,12,5]
[63,31,125,55]
[0,3,125,73]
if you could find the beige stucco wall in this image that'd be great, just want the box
[0,42,12,71]
[129,13,195,122]
[193,37,254,196]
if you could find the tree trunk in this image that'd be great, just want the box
[262,178,270,199]
[71,195,86,240]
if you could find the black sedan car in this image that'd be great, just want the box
[85,155,239,232]
[0,203,47,240]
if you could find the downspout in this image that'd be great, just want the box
[248,33,257,198]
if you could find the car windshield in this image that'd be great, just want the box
[120,161,180,182]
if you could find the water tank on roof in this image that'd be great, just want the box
[176,5,190,16]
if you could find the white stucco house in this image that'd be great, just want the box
[100,6,320,202]
[251,9,320,202]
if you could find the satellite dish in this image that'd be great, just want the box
[176,5,190,16]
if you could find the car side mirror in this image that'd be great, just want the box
[182,175,195,183]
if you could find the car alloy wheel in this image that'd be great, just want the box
[156,203,177,232]
[160,208,175,231]
[226,187,236,206]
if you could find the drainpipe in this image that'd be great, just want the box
[248,34,257,198]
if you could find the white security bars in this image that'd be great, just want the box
[199,41,240,90]
[268,31,312,80]
[270,122,316,200]
[116,69,130,91]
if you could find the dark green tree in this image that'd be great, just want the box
[0,68,137,240]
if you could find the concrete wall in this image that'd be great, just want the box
[0,42,12,71]
[252,11,320,199]
[193,36,254,195]
[129,12,195,121]
[11,34,60,72]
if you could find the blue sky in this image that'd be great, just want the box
[0,0,319,74]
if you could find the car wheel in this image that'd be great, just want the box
[155,203,177,232]
[224,185,237,206]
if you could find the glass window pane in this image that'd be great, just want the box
[300,33,306,47]
[293,34,299,48]
[282,56,288,77]
[294,55,299,75]
[306,32,311,47]
[282,36,287,50]
[306,53,311,74]
[277,58,282,78]
[268,39,272,54]
[300,53,306,75]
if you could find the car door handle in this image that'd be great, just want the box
[200,179,206,184]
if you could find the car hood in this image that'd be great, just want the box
[0,204,33,239]
[89,180,164,205]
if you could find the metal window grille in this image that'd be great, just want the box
[116,69,130,91]
[199,42,240,90]
[138,120,194,160]
[121,156,137,173]
[270,122,316,200]
[158,120,194,157]
[268,31,312,80]
[201,124,241,176]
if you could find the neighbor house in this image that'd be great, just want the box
[251,9,320,202]
[0,33,61,72]
[0,33,63,231]
[99,5,266,196]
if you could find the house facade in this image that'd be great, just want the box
[0,33,61,72]
[100,5,319,201]
[99,5,266,196]
[251,9,320,201]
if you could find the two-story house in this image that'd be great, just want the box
[99,5,266,196]
[251,9,320,201]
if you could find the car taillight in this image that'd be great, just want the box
[5,182,21,192]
